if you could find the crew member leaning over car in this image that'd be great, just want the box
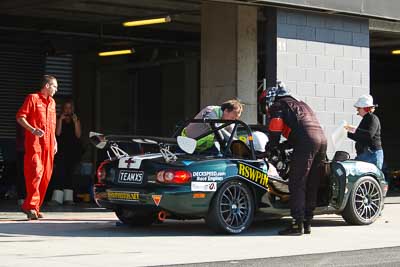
[182,99,243,153]
[259,81,327,236]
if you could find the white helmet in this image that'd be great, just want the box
[250,131,269,152]
[354,94,375,108]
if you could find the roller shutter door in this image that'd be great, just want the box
[0,44,44,139]
[0,46,73,139]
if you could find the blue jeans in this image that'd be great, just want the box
[356,149,384,170]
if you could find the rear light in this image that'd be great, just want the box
[156,170,192,184]
[96,160,109,185]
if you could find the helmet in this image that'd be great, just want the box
[258,81,290,114]
[249,131,269,152]
[354,94,375,108]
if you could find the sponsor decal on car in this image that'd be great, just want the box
[152,195,162,206]
[237,162,269,190]
[118,170,144,184]
[193,193,206,199]
[118,154,162,169]
[107,191,139,201]
[191,181,217,192]
[192,171,226,182]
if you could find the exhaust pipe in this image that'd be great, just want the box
[157,210,169,221]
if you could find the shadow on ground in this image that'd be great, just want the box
[1,193,396,238]
[0,215,353,239]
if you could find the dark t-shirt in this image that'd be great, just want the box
[348,112,382,154]
[57,120,81,160]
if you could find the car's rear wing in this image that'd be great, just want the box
[89,132,196,162]
[90,119,259,161]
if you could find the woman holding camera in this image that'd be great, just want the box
[49,100,82,205]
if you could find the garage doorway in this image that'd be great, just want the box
[370,31,400,169]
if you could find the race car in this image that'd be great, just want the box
[90,119,388,234]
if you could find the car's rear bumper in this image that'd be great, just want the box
[94,184,213,216]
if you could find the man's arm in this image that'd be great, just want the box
[267,103,285,149]
[72,114,82,138]
[348,115,379,143]
[54,134,57,154]
[16,94,44,137]
[56,115,63,136]
[17,117,44,137]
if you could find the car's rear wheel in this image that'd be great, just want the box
[342,176,383,225]
[206,180,254,234]
[115,208,156,227]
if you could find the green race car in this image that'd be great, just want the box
[90,119,388,234]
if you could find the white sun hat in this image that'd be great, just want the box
[354,94,375,108]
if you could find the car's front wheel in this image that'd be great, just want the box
[342,176,383,225]
[115,208,156,226]
[206,180,254,234]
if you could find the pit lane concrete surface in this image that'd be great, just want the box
[0,195,400,267]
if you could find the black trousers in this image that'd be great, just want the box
[288,136,327,221]
[52,155,79,190]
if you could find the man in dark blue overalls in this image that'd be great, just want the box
[260,81,327,235]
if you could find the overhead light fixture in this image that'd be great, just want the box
[123,16,171,27]
[392,50,400,55]
[98,48,135,57]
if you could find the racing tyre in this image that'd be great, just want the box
[206,180,254,234]
[115,208,155,227]
[342,176,383,225]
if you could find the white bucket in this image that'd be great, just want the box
[51,190,64,205]
[63,189,74,202]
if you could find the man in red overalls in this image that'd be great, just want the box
[16,75,58,220]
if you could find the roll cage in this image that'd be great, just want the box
[174,119,257,160]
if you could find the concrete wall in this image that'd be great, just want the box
[276,9,370,157]
[201,2,257,123]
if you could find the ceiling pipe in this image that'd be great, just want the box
[371,39,400,48]
[0,25,199,47]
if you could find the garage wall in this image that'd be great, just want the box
[76,52,200,141]
[276,9,370,157]
[0,44,44,161]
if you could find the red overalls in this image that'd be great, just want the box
[16,92,56,213]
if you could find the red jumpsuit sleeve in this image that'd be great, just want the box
[268,103,284,147]
[16,95,34,119]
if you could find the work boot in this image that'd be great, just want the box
[22,209,38,220]
[304,219,311,234]
[278,219,304,236]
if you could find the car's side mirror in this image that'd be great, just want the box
[89,131,107,149]
[177,136,196,154]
